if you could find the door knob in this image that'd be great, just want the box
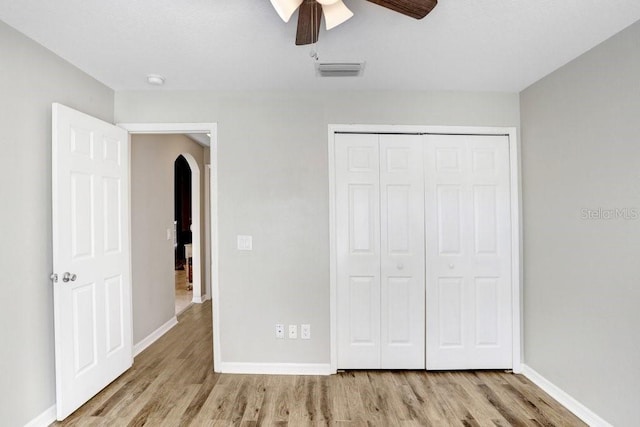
[397,263,404,270]
[449,264,454,269]
[62,272,77,283]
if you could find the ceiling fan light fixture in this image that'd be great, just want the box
[270,0,303,22]
[322,0,354,30]
[316,0,340,5]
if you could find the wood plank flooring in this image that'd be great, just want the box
[53,302,585,426]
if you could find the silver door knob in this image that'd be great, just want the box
[62,272,77,283]
[449,264,454,269]
[397,263,404,270]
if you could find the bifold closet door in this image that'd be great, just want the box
[424,134,512,370]
[336,133,425,369]
[336,133,381,368]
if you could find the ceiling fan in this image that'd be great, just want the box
[270,0,438,45]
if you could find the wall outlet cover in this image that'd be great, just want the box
[275,323,284,339]
[301,324,311,339]
[288,324,297,339]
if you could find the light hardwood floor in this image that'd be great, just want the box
[53,302,585,426]
[175,268,193,315]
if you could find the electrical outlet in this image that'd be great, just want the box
[288,324,297,339]
[275,324,284,339]
[301,324,311,340]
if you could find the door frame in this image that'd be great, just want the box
[328,124,522,374]
[118,122,221,371]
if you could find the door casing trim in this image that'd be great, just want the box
[118,122,221,372]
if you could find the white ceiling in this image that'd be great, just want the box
[1,0,639,92]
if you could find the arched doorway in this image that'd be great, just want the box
[174,153,202,314]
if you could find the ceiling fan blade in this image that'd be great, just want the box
[270,0,304,22]
[296,0,322,45]
[365,0,437,20]
[322,0,354,31]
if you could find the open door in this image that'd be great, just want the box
[52,103,132,420]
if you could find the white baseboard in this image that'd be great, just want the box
[192,295,204,304]
[24,404,56,427]
[521,364,612,427]
[133,316,178,357]
[219,362,332,376]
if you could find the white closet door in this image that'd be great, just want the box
[336,133,382,369]
[336,133,425,369]
[379,135,425,369]
[424,134,512,370]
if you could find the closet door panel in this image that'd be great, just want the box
[336,134,381,369]
[425,134,512,370]
[379,135,425,369]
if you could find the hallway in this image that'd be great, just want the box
[174,268,192,315]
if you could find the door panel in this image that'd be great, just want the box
[349,185,377,253]
[425,134,512,370]
[474,277,499,346]
[379,135,425,369]
[105,275,124,355]
[438,277,464,347]
[386,277,412,343]
[336,133,425,369]
[473,186,498,254]
[336,134,381,369]
[53,103,132,420]
[72,283,97,373]
[437,185,463,254]
[349,276,377,344]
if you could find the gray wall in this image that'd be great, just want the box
[520,21,640,426]
[130,134,206,344]
[115,91,520,365]
[0,20,114,426]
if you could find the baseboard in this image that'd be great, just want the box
[24,404,56,427]
[521,364,612,427]
[219,362,332,376]
[192,295,205,304]
[133,316,178,357]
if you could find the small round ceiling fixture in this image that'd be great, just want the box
[146,74,165,86]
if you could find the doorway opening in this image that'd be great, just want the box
[174,154,193,314]
[121,122,220,372]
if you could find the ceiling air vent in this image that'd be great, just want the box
[315,62,365,78]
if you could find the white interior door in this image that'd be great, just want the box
[336,133,425,369]
[379,135,425,369]
[336,133,381,369]
[52,103,132,420]
[424,134,512,370]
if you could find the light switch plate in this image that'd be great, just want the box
[237,235,253,251]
